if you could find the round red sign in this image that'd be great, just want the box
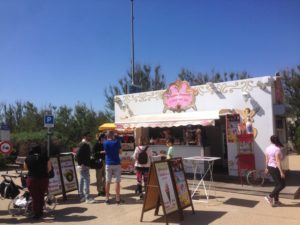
[0,141,13,155]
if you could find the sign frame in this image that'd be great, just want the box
[48,157,63,195]
[141,158,194,225]
[169,157,194,211]
[48,153,78,200]
[226,114,240,143]
[59,154,78,194]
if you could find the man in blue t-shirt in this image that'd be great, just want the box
[103,130,122,204]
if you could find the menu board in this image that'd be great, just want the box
[59,155,77,192]
[142,164,160,212]
[169,158,191,208]
[226,114,240,143]
[48,157,63,195]
[120,150,135,173]
[141,158,194,224]
[121,142,134,151]
[155,161,178,214]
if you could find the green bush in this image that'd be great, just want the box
[11,131,48,143]
[295,125,300,155]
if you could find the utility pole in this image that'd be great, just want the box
[131,0,135,85]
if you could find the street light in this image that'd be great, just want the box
[130,0,135,85]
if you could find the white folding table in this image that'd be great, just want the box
[184,156,221,203]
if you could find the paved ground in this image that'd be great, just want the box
[206,170,300,199]
[1,170,300,225]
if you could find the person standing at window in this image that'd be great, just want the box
[104,130,122,204]
[132,136,152,199]
[166,137,175,159]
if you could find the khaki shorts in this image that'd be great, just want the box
[105,165,121,183]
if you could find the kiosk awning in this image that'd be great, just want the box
[98,123,116,131]
[116,110,220,128]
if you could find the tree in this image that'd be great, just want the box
[14,101,23,132]
[53,105,75,148]
[2,104,16,131]
[177,68,207,85]
[0,101,109,154]
[177,68,251,85]
[152,65,166,90]
[73,103,98,140]
[19,102,43,132]
[104,64,166,121]
[280,65,300,154]
[281,65,300,120]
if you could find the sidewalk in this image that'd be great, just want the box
[202,170,300,199]
[0,170,300,225]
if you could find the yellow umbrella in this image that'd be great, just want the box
[98,123,116,131]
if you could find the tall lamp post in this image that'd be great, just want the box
[130,0,135,85]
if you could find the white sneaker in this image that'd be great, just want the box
[264,196,274,207]
[86,198,95,204]
[79,197,85,203]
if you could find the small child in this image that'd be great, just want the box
[166,137,175,159]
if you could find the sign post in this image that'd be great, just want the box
[44,115,54,157]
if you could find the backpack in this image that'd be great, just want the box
[137,146,149,164]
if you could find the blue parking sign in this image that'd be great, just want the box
[44,115,54,128]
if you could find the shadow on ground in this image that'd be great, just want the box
[142,209,227,225]
[0,207,96,224]
[223,197,259,208]
[56,192,144,206]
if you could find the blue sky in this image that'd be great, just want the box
[0,0,299,112]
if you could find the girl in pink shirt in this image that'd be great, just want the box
[264,135,285,207]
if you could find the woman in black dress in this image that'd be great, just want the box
[24,145,52,219]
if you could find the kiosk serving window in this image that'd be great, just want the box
[148,125,208,146]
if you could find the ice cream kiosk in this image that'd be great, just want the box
[114,76,289,178]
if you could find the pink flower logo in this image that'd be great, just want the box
[163,80,198,112]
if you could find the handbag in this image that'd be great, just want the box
[90,158,103,169]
